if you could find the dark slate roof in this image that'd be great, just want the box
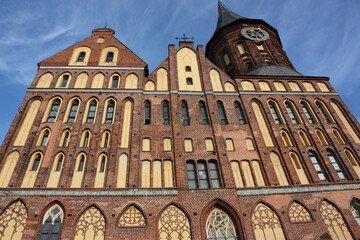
[216,1,248,32]
[246,66,303,76]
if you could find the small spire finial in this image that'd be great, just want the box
[176,33,194,42]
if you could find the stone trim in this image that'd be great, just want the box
[236,183,360,196]
[0,188,178,196]
[39,66,144,70]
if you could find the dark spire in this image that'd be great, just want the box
[215,1,248,32]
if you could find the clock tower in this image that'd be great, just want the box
[206,1,301,78]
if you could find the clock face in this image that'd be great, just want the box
[241,27,269,42]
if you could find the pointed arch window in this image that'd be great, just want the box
[55,155,63,172]
[316,101,333,123]
[78,155,85,172]
[74,207,105,240]
[309,150,327,181]
[67,99,79,123]
[158,205,191,240]
[110,75,119,88]
[217,101,228,125]
[181,100,190,125]
[298,130,311,146]
[47,99,61,122]
[199,101,209,125]
[327,149,346,180]
[77,52,86,62]
[41,205,63,240]
[285,102,300,124]
[281,130,293,146]
[332,128,345,144]
[60,75,69,87]
[101,131,110,148]
[40,129,50,147]
[105,51,114,62]
[60,130,70,147]
[235,101,246,124]
[351,199,360,226]
[99,155,106,173]
[163,100,170,125]
[315,129,328,145]
[144,100,151,124]
[86,100,97,123]
[206,208,237,240]
[0,201,27,239]
[301,101,316,123]
[31,154,42,171]
[81,131,91,148]
[105,100,115,123]
[268,101,283,124]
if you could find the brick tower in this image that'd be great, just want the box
[0,2,359,239]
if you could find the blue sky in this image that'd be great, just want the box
[0,0,359,143]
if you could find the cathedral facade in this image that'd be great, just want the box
[0,2,359,239]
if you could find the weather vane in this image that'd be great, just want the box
[176,33,194,42]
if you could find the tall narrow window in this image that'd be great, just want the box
[205,139,214,152]
[47,99,61,122]
[55,155,63,172]
[163,138,172,152]
[309,150,327,181]
[142,138,151,152]
[316,101,333,123]
[67,99,79,123]
[225,139,235,151]
[315,129,328,145]
[77,52,86,62]
[31,154,41,171]
[60,75,69,87]
[332,129,345,144]
[285,102,300,124]
[198,161,210,188]
[40,130,50,147]
[186,161,198,189]
[41,205,63,240]
[301,101,316,123]
[144,100,151,124]
[351,199,360,226]
[184,139,193,152]
[199,101,209,125]
[327,150,346,180]
[101,131,110,148]
[86,100,97,123]
[181,100,190,125]
[298,130,311,146]
[235,101,246,124]
[60,130,70,147]
[163,100,170,125]
[217,101,228,125]
[99,155,106,173]
[81,131,90,147]
[111,75,119,88]
[78,155,85,172]
[105,52,114,62]
[281,130,293,146]
[209,160,221,188]
[105,100,115,123]
[268,101,283,124]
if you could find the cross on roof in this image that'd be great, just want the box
[176,33,194,42]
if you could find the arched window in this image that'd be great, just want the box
[351,199,360,226]
[70,154,86,188]
[59,130,70,147]
[80,131,91,148]
[289,152,309,184]
[344,150,360,178]
[217,101,228,125]
[285,101,300,124]
[74,207,105,240]
[288,202,312,223]
[225,138,235,151]
[101,131,110,148]
[22,152,43,187]
[59,74,70,88]
[67,99,79,123]
[315,129,328,145]
[163,100,170,125]
[77,51,86,62]
[32,154,41,171]
[104,100,115,123]
[158,205,191,240]
[281,130,292,146]
[86,100,97,123]
[105,51,114,62]
[142,138,151,152]
[78,155,85,172]
[41,205,63,240]
[327,149,346,180]
[181,100,190,125]
[94,154,107,188]
[117,154,128,188]
[300,101,317,123]
[186,77,193,85]
[205,138,214,152]
[198,160,210,188]
[47,153,64,187]
[184,139,193,152]
[206,208,237,240]
[39,129,50,147]
[209,160,221,188]
[0,201,27,239]
[47,99,61,122]
[0,151,20,187]
[100,156,106,173]
[55,154,63,172]
[110,75,119,88]
[199,101,209,125]
[332,128,345,145]
[144,100,151,124]
[185,66,191,72]
[309,150,327,181]
[268,101,283,124]
[118,205,146,227]
[316,101,333,123]
[298,130,311,146]
[234,101,246,124]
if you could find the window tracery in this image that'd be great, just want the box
[206,208,236,240]
[288,202,312,223]
[74,207,105,240]
[158,205,191,240]
[118,205,146,227]
[0,201,27,240]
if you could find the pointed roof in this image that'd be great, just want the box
[215,1,248,32]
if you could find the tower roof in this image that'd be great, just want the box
[215,1,248,32]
